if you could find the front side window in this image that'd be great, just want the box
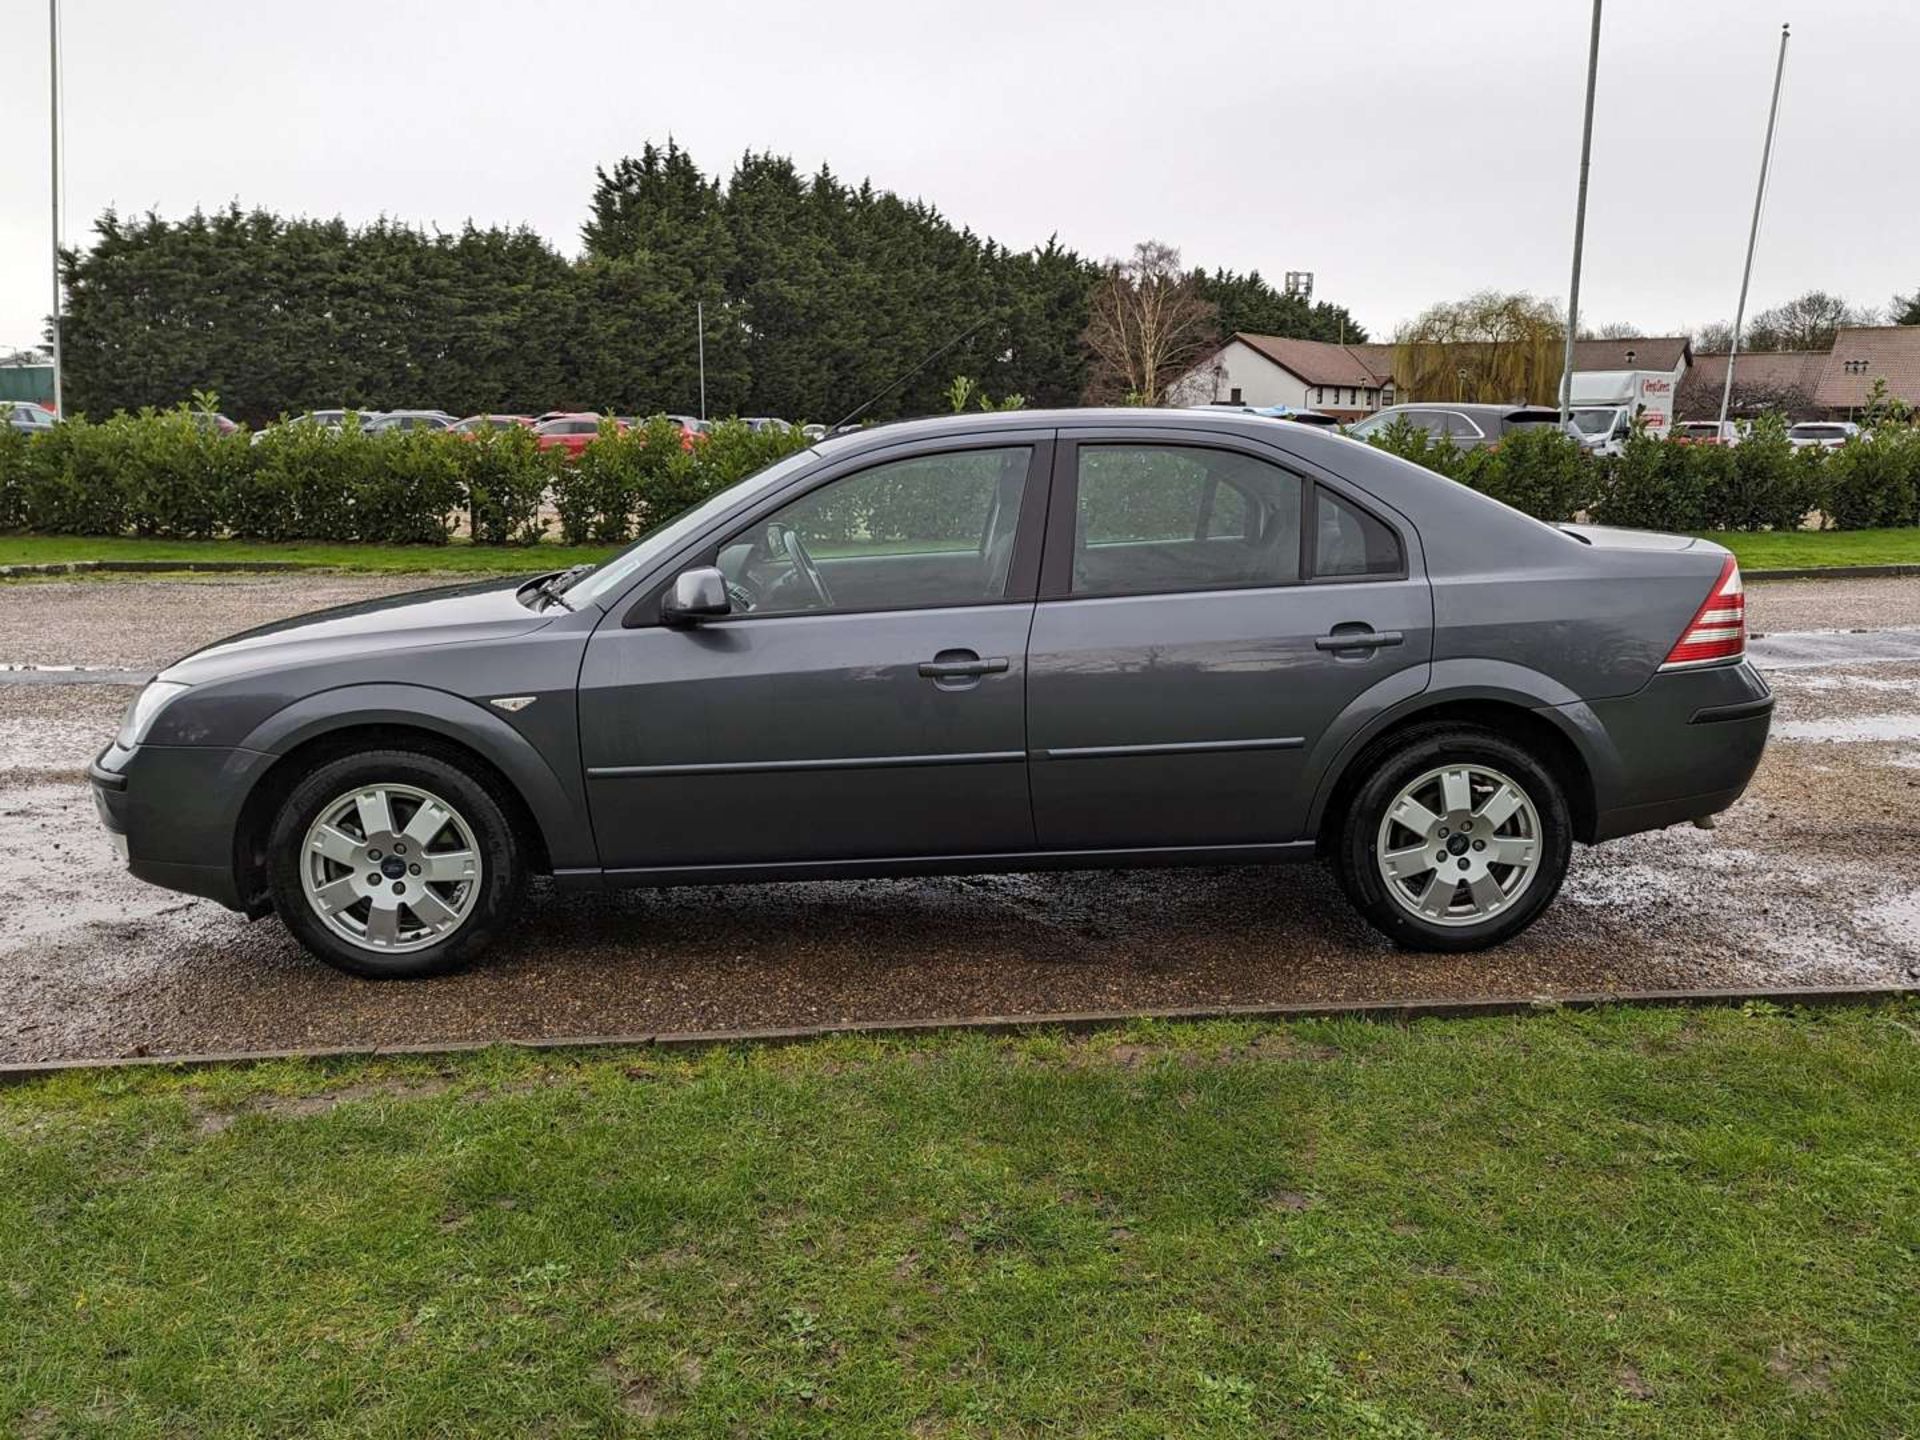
[718,446,1032,616]
[1072,445,1302,596]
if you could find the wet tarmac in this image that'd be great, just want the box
[1,572,1917,1064]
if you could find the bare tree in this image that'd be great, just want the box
[1695,289,1878,354]
[1581,320,1645,340]
[1692,320,1737,352]
[1082,241,1218,405]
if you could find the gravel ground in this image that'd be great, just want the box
[1,572,1916,1064]
[1745,574,1920,635]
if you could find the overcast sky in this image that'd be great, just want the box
[3,0,1915,352]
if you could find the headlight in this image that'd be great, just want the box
[117,681,191,747]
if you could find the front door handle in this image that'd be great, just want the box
[918,654,1010,679]
[1314,628,1404,652]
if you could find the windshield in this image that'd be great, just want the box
[563,448,822,608]
[1791,424,1845,439]
[1568,409,1619,435]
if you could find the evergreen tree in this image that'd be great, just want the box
[60,143,1367,425]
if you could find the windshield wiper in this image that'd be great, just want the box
[529,563,596,611]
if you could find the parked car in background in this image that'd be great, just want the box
[664,414,711,439]
[363,410,455,434]
[91,408,1771,978]
[534,413,623,458]
[1565,405,1630,457]
[252,409,377,443]
[1671,420,1742,447]
[800,423,829,441]
[450,414,533,435]
[2,401,55,433]
[741,417,794,434]
[189,411,240,436]
[1346,403,1563,451]
[1788,421,1859,450]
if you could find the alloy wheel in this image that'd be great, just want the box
[1374,764,1542,928]
[298,783,482,954]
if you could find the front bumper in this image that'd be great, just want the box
[1578,660,1774,842]
[89,742,277,911]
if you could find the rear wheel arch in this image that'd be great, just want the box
[1313,698,1598,853]
[234,722,553,916]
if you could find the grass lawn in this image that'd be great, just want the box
[0,534,616,575]
[1698,527,1920,571]
[3,1005,1916,1437]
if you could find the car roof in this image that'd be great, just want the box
[814,405,1390,460]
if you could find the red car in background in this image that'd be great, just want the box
[533,413,624,458]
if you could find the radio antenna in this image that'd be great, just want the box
[828,314,997,433]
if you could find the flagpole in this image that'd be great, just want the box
[1718,24,1791,434]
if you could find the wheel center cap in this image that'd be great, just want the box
[1447,833,1470,856]
[380,856,407,880]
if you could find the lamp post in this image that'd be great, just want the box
[1559,0,1603,426]
[696,300,706,423]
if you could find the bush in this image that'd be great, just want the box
[1712,413,1814,532]
[1360,417,1591,524]
[551,417,808,544]
[1823,425,1920,532]
[2,409,814,548]
[1478,426,1593,523]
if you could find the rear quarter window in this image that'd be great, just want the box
[1315,488,1403,578]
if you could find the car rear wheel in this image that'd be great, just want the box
[1334,724,1571,952]
[266,749,524,978]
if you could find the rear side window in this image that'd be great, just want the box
[1315,488,1403,578]
[1072,445,1302,596]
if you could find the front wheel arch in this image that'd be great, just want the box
[234,723,551,916]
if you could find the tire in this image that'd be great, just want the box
[1332,724,1572,953]
[266,747,525,978]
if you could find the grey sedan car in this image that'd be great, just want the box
[91,409,1771,977]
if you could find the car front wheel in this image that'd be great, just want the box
[1334,724,1571,952]
[266,748,525,978]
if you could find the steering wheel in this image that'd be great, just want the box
[772,523,834,609]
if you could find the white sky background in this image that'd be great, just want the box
[2,0,1915,351]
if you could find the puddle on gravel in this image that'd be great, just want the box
[1773,715,1920,744]
[1862,890,1920,952]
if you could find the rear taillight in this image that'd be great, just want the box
[1661,554,1745,670]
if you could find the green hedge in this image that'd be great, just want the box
[1360,412,1920,533]
[0,410,808,546]
[9,405,1920,547]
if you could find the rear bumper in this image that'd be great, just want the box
[89,742,277,911]
[1572,661,1774,842]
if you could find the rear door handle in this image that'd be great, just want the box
[1315,628,1403,652]
[918,655,1010,679]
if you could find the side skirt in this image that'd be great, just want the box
[555,841,1320,892]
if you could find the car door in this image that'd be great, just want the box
[1026,431,1431,851]
[578,437,1051,873]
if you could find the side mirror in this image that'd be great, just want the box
[661,566,731,626]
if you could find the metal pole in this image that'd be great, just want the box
[1559,0,1603,425]
[48,0,63,417]
[1718,23,1790,435]
[696,300,706,422]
